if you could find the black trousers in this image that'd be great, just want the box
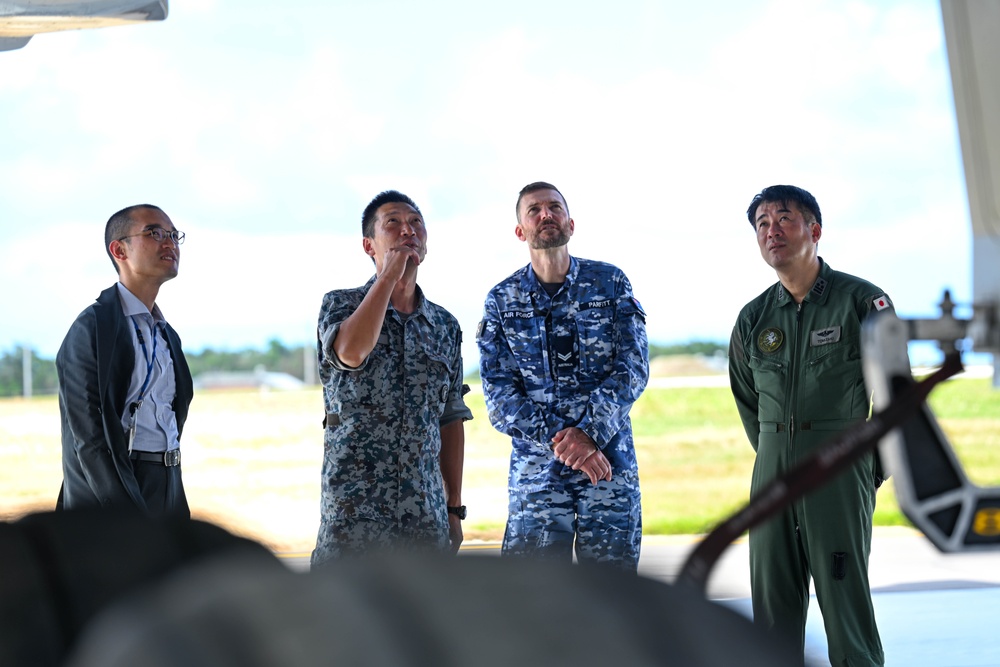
[133,460,189,519]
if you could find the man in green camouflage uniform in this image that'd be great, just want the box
[311,191,472,567]
[729,185,890,666]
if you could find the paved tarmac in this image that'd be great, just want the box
[282,527,1000,666]
[635,527,1000,666]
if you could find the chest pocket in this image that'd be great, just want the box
[335,333,400,409]
[576,301,615,375]
[502,313,547,385]
[800,337,865,420]
[748,354,786,423]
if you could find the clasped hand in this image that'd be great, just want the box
[552,427,612,485]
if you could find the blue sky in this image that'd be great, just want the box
[0,0,973,369]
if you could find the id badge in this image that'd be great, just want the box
[127,399,142,454]
[127,417,136,454]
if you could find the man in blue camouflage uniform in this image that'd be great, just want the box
[477,182,649,570]
[311,190,473,567]
[729,185,888,666]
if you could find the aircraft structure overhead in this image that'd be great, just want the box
[0,0,167,51]
[846,1,1000,557]
[940,0,1000,379]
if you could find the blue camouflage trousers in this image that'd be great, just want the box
[311,513,450,567]
[502,475,641,571]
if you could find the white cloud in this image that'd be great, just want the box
[0,0,975,366]
[0,221,112,356]
[167,226,373,351]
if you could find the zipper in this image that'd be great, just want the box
[788,302,804,442]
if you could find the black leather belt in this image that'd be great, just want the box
[129,449,181,467]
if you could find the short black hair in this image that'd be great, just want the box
[105,204,166,274]
[361,190,421,238]
[516,181,568,221]
[746,185,822,229]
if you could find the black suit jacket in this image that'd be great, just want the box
[56,285,193,513]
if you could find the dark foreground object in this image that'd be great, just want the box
[67,551,801,667]
[0,510,280,666]
[2,511,799,666]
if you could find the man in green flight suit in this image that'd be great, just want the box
[729,185,891,667]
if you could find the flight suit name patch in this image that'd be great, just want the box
[810,325,841,347]
[757,327,784,354]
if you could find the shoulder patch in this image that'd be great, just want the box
[476,319,498,339]
[872,295,892,311]
[631,297,646,317]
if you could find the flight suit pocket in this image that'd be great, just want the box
[801,342,864,420]
[748,354,786,424]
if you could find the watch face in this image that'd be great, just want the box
[449,505,467,519]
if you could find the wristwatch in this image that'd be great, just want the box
[447,505,467,520]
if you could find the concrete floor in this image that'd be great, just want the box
[281,526,1000,666]
[637,528,1000,667]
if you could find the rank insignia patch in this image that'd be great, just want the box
[757,327,784,354]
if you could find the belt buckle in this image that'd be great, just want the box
[164,449,181,467]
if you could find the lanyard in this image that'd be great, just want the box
[130,317,159,414]
[127,317,160,454]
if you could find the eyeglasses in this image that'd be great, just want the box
[119,227,186,245]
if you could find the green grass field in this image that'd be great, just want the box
[2,377,998,552]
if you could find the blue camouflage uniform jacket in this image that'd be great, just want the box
[315,276,473,550]
[477,256,649,492]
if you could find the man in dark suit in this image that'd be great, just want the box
[56,204,193,518]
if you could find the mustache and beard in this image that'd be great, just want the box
[526,221,571,250]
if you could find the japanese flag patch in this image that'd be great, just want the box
[872,295,892,311]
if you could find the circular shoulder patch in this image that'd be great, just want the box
[757,327,784,354]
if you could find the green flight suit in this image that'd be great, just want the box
[729,258,889,667]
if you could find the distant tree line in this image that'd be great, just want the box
[186,339,314,381]
[0,339,727,398]
[462,340,728,382]
[648,340,727,357]
[0,347,59,397]
[0,339,317,398]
